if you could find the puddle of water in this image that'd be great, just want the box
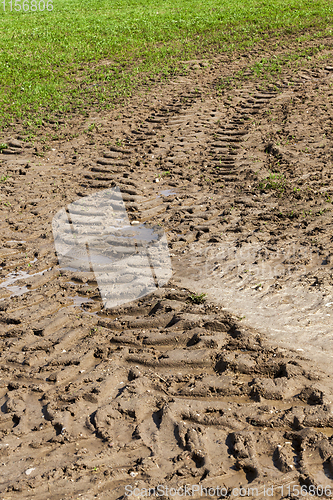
[318,428,333,438]
[0,270,32,287]
[7,285,30,298]
[53,188,172,309]
[158,189,177,197]
[116,224,160,243]
[82,310,99,316]
[0,268,51,297]
[67,295,95,307]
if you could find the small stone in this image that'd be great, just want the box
[299,74,311,80]
[25,468,35,476]
[325,66,333,71]
[8,139,23,148]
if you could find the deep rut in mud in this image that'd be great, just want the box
[2,45,333,498]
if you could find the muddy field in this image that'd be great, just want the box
[2,37,333,499]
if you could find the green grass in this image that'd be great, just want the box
[0,174,10,182]
[1,0,333,129]
[217,40,332,91]
[188,292,207,304]
[259,171,287,194]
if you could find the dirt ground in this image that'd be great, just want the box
[2,35,333,499]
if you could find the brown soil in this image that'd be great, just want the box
[1,35,333,499]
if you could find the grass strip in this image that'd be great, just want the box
[1,0,333,128]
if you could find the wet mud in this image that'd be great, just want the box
[1,36,333,499]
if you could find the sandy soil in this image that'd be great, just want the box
[2,35,333,499]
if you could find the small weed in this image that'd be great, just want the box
[0,143,8,151]
[188,293,207,304]
[259,172,287,194]
[0,175,10,183]
[302,209,312,217]
[158,171,170,178]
